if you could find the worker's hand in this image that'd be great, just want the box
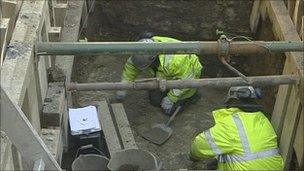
[161,96,174,115]
[116,90,127,101]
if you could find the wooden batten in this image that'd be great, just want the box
[287,0,296,17]
[48,27,62,70]
[111,103,137,149]
[250,0,261,34]
[294,108,304,169]
[0,18,9,65]
[259,0,267,21]
[301,16,304,40]
[53,3,68,28]
[97,101,122,156]
[292,0,303,34]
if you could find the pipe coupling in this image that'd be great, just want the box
[159,79,167,92]
[218,35,230,59]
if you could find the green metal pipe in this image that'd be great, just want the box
[36,41,304,56]
[66,75,299,91]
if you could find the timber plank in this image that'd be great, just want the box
[55,0,84,83]
[288,0,296,17]
[54,3,68,28]
[111,103,137,149]
[2,0,23,44]
[53,0,85,152]
[279,86,301,170]
[250,0,261,33]
[1,1,51,169]
[41,128,62,164]
[42,82,65,127]
[292,0,303,33]
[1,87,62,170]
[271,62,293,136]
[267,0,304,130]
[266,1,304,170]
[48,27,62,70]
[0,18,9,65]
[301,16,304,40]
[293,108,304,170]
[259,0,267,21]
[97,101,122,156]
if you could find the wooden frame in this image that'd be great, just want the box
[1,0,87,169]
[1,87,61,170]
[0,0,302,170]
[250,0,304,170]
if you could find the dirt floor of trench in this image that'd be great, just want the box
[72,53,227,169]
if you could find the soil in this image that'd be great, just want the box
[72,52,227,169]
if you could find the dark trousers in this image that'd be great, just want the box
[148,89,168,107]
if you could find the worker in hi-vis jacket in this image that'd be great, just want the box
[116,33,203,115]
[189,86,284,170]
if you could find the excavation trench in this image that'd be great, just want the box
[68,1,284,170]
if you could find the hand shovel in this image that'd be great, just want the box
[142,106,182,145]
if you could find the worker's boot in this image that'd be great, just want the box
[148,89,168,107]
[206,158,218,170]
[188,92,201,105]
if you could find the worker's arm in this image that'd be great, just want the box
[190,124,233,160]
[167,57,201,102]
[116,58,141,101]
[121,58,141,82]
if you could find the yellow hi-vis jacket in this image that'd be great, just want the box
[190,108,284,170]
[122,36,203,103]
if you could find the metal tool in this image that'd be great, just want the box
[142,106,182,145]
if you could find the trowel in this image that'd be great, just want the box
[142,106,182,145]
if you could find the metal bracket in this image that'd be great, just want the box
[218,35,249,84]
[218,35,230,60]
[159,79,167,92]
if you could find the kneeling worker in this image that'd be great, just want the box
[116,34,203,115]
[189,86,284,170]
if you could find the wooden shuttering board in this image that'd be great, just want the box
[97,101,122,156]
[42,82,65,127]
[294,108,304,169]
[55,0,84,83]
[266,0,304,170]
[301,16,304,40]
[111,103,137,149]
[97,101,138,156]
[53,3,68,28]
[292,0,303,34]
[278,86,301,170]
[1,87,62,170]
[287,0,296,17]
[250,0,261,33]
[0,18,9,65]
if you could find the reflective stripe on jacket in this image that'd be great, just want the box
[190,108,284,170]
[122,36,203,102]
